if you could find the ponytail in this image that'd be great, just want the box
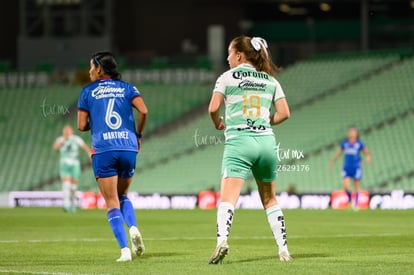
[231,36,280,76]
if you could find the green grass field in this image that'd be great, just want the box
[0,208,413,275]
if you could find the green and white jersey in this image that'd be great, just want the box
[55,135,85,165]
[213,63,285,141]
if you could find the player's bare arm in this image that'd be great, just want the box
[81,143,92,162]
[363,147,371,164]
[52,138,64,150]
[132,96,148,137]
[77,110,90,131]
[270,98,290,125]
[132,96,148,151]
[208,92,225,130]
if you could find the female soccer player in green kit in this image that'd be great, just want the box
[208,36,292,264]
[53,125,91,212]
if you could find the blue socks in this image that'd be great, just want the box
[120,195,137,228]
[346,190,352,203]
[107,208,128,249]
[355,192,359,207]
[345,190,359,207]
[107,197,138,249]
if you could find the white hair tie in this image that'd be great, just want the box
[250,37,269,57]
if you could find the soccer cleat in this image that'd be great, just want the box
[279,251,293,262]
[130,227,145,256]
[208,241,229,265]
[116,247,132,262]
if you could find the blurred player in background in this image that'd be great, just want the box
[77,51,148,262]
[208,36,292,264]
[53,125,91,213]
[329,127,371,209]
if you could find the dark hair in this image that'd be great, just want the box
[91,51,121,80]
[230,36,281,76]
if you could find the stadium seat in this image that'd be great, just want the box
[2,52,413,195]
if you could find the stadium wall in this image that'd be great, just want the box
[5,190,414,210]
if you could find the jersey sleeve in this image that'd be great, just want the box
[130,85,141,101]
[213,73,226,95]
[77,88,89,112]
[273,80,286,102]
[74,136,85,146]
[55,136,64,144]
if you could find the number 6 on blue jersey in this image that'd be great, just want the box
[105,98,122,130]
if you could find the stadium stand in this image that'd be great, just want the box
[149,53,414,194]
[272,55,414,193]
[0,60,12,73]
[0,85,82,191]
[0,82,212,192]
[274,112,414,194]
[110,54,413,194]
[1,50,413,195]
[140,83,212,133]
[275,50,402,108]
[75,113,223,193]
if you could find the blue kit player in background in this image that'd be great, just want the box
[329,127,371,209]
[77,51,148,262]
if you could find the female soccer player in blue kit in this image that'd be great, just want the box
[77,51,148,262]
[329,127,371,209]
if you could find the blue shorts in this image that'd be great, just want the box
[92,151,137,179]
[342,166,362,181]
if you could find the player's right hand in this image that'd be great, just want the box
[215,116,225,130]
[216,122,225,130]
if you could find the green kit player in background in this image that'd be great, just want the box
[208,36,292,264]
[53,125,91,212]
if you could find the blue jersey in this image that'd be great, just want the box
[77,78,140,154]
[341,139,365,169]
